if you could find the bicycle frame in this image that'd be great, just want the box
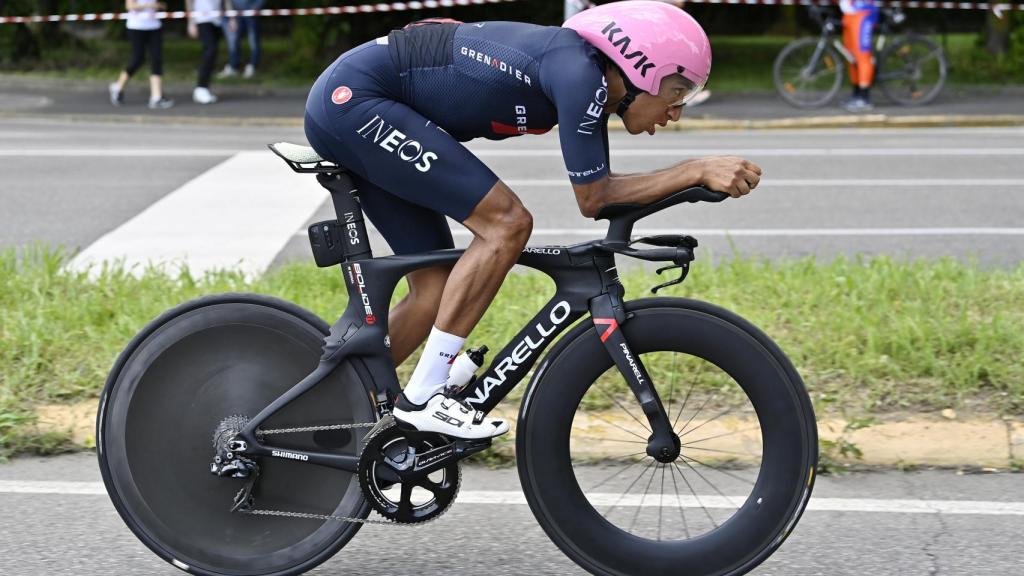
[235,172,687,473]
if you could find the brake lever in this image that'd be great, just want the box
[651,262,690,294]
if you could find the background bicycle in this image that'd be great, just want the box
[773,5,948,109]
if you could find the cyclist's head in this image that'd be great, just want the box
[564,0,712,117]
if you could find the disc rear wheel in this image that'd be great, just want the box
[97,294,377,576]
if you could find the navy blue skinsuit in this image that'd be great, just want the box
[305,21,610,255]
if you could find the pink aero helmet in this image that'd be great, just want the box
[563,0,712,101]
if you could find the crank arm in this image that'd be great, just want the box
[408,438,492,476]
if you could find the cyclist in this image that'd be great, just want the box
[303,0,761,440]
[840,0,879,111]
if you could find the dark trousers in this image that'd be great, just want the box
[227,16,261,69]
[197,23,222,88]
[125,28,163,76]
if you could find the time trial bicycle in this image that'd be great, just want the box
[97,142,818,576]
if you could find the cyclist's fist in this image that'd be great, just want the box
[698,157,762,198]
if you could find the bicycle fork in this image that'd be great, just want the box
[589,279,681,463]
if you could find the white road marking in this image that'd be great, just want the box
[68,152,326,277]
[0,149,240,157]
[295,228,1024,240]
[2,481,1022,516]
[461,228,1024,238]
[473,148,1024,158]
[505,179,1024,187]
[3,148,1023,158]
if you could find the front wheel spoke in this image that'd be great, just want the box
[678,392,715,436]
[672,461,718,529]
[681,426,761,446]
[657,464,666,541]
[573,435,646,445]
[684,445,762,460]
[668,463,691,539]
[587,412,650,442]
[593,384,652,434]
[679,405,735,439]
[628,462,660,534]
[603,459,656,519]
[585,453,647,492]
[680,456,741,509]
[671,362,704,429]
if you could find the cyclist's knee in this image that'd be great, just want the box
[467,180,533,250]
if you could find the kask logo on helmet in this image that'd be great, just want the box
[601,21,657,77]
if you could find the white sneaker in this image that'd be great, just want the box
[193,87,218,104]
[217,65,238,79]
[392,393,509,440]
[243,64,255,79]
[109,83,123,106]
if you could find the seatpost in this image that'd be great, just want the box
[317,172,373,261]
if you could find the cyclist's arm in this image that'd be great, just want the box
[572,156,761,218]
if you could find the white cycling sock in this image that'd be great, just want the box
[403,326,465,405]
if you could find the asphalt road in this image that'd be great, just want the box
[0,453,1022,575]
[2,118,1023,270]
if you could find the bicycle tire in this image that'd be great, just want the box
[773,38,844,109]
[517,298,817,576]
[97,293,377,576]
[878,34,947,106]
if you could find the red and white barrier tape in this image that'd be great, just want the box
[1,0,1019,25]
[584,0,1023,11]
[0,0,520,25]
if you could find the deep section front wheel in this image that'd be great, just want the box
[517,298,817,576]
[97,293,377,576]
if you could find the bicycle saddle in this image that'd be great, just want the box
[268,142,343,174]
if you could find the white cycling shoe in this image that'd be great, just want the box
[392,392,509,440]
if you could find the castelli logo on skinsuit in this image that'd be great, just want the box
[602,21,657,77]
[356,114,439,173]
[332,86,352,105]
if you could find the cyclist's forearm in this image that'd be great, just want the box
[602,159,705,206]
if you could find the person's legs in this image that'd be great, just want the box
[147,28,166,102]
[226,18,241,71]
[196,23,219,89]
[343,174,457,366]
[111,29,145,105]
[246,15,261,70]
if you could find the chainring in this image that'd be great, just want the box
[357,417,461,524]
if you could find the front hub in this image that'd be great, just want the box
[647,432,682,463]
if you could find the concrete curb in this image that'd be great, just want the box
[35,401,1022,469]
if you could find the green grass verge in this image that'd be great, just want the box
[2,245,1023,457]
[5,33,1020,92]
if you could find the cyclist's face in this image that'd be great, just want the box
[625,75,700,136]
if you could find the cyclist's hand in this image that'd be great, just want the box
[698,156,762,198]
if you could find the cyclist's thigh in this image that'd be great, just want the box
[306,90,498,226]
[351,175,455,255]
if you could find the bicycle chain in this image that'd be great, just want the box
[235,420,457,527]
